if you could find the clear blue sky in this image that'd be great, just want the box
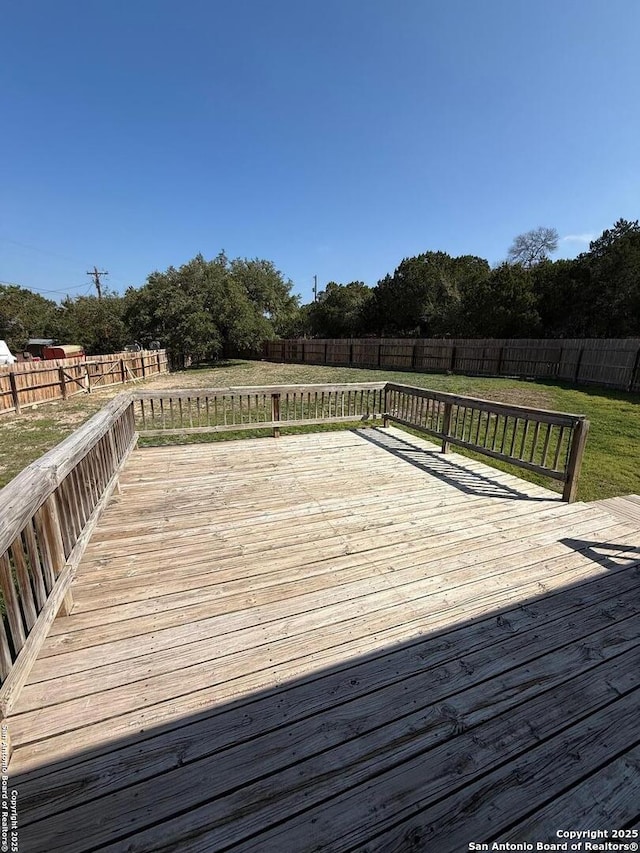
[1,0,639,304]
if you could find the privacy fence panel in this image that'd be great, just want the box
[0,350,169,416]
[264,338,640,393]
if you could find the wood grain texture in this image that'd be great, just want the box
[8,427,640,852]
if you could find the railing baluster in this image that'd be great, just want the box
[541,424,553,468]
[0,554,26,654]
[10,541,37,631]
[553,426,567,471]
[519,420,530,460]
[529,421,541,463]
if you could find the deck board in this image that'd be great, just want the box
[8,426,640,852]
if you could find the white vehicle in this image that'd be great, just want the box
[0,340,17,365]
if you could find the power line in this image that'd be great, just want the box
[0,279,92,295]
[0,236,90,266]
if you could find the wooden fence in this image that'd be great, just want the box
[0,392,137,727]
[263,338,640,393]
[0,350,169,416]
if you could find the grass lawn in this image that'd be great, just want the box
[1,359,638,502]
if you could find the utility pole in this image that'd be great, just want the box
[87,266,108,300]
[313,275,318,302]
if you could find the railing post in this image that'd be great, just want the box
[441,401,453,453]
[8,371,20,415]
[383,385,390,427]
[563,418,590,503]
[58,366,68,400]
[271,392,281,438]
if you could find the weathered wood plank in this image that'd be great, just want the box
[14,586,640,830]
[500,744,640,843]
[42,649,638,853]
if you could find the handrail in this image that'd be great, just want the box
[383,383,589,502]
[134,383,387,437]
[384,383,584,426]
[0,391,138,716]
[135,381,386,399]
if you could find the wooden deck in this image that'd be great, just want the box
[9,427,640,851]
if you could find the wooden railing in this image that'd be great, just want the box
[135,381,589,501]
[135,383,387,438]
[0,392,137,718]
[384,383,589,502]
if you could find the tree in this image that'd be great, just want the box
[579,219,640,336]
[307,281,373,338]
[228,258,302,338]
[531,259,592,337]
[508,227,559,268]
[124,253,292,362]
[461,263,540,337]
[0,285,59,352]
[56,292,128,354]
[372,252,490,336]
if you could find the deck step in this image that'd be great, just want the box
[592,495,640,527]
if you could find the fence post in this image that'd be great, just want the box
[497,346,505,376]
[141,355,146,379]
[8,371,21,415]
[85,363,92,393]
[563,418,590,503]
[441,402,453,453]
[120,358,127,384]
[349,343,353,365]
[156,352,161,374]
[324,342,328,364]
[58,366,68,400]
[378,344,382,368]
[411,343,417,370]
[301,341,305,363]
[271,392,281,438]
[628,346,640,392]
[574,347,584,383]
[450,346,456,373]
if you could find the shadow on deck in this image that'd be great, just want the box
[8,428,640,852]
[356,427,554,501]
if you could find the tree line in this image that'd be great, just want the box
[1,218,638,361]
[305,219,640,340]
